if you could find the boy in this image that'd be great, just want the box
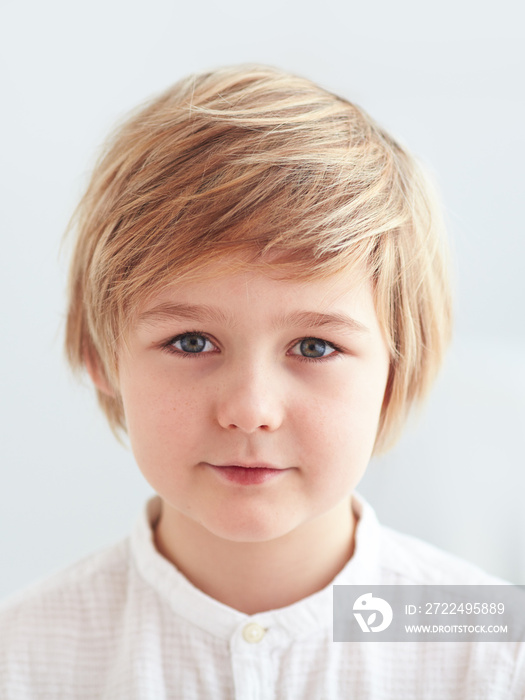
[0,64,523,698]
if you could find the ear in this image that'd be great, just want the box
[84,350,116,398]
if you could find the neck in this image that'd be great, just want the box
[153,498,356,615]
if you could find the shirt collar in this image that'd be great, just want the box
[131,492,382,641]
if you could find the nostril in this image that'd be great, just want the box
[226,422,270,431]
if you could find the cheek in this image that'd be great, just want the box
[291,366,386,464]
[121,371,204,462]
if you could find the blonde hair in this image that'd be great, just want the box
[65,63,452,453]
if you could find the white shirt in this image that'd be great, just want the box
[0,494,523,699]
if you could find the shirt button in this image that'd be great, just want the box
[242,622,266,644]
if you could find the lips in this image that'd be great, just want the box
[206,462,286,485]
[214,461,282,470]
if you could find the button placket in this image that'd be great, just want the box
[230,620,277,699]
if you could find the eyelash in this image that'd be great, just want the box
[161,332,343,363]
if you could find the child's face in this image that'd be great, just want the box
[116,259,390,543]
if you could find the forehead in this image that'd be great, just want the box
[133,257,380,339]
[139,254,370,307]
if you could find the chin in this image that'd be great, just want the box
[201,510,300,544]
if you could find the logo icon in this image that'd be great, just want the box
[352,593,393,632]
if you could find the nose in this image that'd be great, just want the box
[215,361,284,434]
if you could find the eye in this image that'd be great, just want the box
[290,337,337,359]
[169,333,216,354]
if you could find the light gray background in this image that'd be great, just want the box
[1,0,524,599]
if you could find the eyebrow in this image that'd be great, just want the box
[138,302,369,335]
[274,310,369,335]
[138,303,234,327]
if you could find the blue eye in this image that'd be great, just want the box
[171,333,215,354]
[293,338,337,359]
